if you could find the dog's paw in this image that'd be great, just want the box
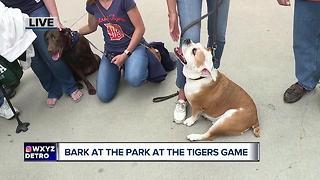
[88,88,96,95]
[183,117,196,126]
[187,134,204,141]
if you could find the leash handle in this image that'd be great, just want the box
[152,91,179,103]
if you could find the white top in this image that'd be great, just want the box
[0,2,36,62]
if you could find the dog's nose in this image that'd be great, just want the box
[183,39,191,45]
[48,47,53,54]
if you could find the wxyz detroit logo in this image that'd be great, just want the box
[105,23,124,41]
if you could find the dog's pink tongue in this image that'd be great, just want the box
[201,68,211,76]
[52,52,60,61]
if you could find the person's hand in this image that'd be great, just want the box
[277,0,291,6]
[111,53,128,70]
[168,12,180,41]
[56,18,63,31]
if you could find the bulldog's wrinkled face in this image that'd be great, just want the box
[181,39,215,80]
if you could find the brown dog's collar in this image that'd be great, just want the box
[63,28,79,50]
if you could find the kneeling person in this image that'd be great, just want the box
[79,0,162,102]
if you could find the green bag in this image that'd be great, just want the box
[0,55,23,88]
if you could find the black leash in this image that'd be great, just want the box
[152,91,179,103]
[152,75,207,103]
[153,1,221,103]
[0,77,30,133]
[87,39,105,55]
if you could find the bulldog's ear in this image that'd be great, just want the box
[207,47,213,53]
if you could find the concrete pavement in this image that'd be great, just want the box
[0,0,319,179]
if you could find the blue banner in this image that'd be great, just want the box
[24,143,57,161]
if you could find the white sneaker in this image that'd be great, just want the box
[0,99,19,120]
[174,99,187,123]
[19,58,31,70]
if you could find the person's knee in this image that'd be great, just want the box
[97,89,116,103]
[125,65,147,87]
[97,92,115,103]
[126,75,145,87]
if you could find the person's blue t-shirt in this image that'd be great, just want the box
[86,0,145,53]
[0,0,44,15]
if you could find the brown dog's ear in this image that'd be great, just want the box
[60,28,71,36]
[44,30,50,43]
[59,28,67,35]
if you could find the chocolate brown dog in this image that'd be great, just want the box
[45,28,100,95]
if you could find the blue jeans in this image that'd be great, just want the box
[207,0,230,67]
[30,6,77,99]
[176,0,230,89]
[293,0,320,90]
[96,45,148,102]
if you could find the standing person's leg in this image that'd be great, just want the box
[284,0,320,103]
[30,6,80,107]
[174,0,202,123]
[96,55,121,103]
[207,0,230,68]
[124,46,148,87]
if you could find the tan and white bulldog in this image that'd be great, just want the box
[179,39,260,141]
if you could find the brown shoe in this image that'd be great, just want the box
[283,82,308,103]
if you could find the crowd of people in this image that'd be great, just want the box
[0,0,319,123]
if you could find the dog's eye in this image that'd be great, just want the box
[49,35,55,40]
[192,48,197,56]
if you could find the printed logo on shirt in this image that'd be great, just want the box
[35,0,41,3]
[98,15,126,24]
[105,23,124,41]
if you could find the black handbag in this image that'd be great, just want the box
[0,55,23,88]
